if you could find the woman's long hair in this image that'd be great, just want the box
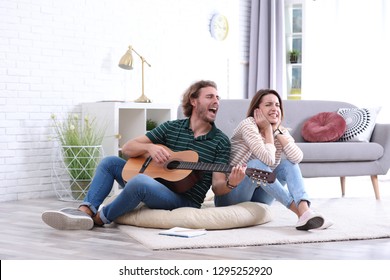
[246,89,284,120]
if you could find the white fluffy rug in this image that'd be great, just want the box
[118,197,390,250]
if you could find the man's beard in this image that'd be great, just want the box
[196,106,215,123]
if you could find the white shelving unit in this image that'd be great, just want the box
[81,102,176,157]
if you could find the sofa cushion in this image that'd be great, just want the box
[298,142,384,162]
[337,107,380,142]
[301,112,346,142]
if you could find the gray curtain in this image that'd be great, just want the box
[247,0,286,99]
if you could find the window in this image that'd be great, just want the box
[285,2,303,100]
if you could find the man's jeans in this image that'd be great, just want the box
[81,156,198,224]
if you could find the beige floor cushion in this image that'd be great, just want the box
[105,193,273,230]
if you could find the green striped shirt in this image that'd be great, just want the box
[146,118,231,207]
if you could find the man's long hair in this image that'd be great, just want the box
[181,80,217,117]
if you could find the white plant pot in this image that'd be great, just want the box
[51,145,104,201]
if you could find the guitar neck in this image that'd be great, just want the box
[166,159,274,184]
[172,161,232,173]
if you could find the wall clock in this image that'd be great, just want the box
[209,13,229,41]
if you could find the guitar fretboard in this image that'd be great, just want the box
[167,160,275,184]
[171,161,232,173]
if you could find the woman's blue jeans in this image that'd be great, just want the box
[214,159,310,209]
[80,156,198,224]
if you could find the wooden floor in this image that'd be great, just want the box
[1,195,390,260]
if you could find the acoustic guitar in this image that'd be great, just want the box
[122,145,276,193]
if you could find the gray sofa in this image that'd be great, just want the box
[178,99,390,199]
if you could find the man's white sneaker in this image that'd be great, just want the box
[296,209,324,231]
[42,207,94,230]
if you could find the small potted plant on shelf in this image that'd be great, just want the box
[146,119,158,131]
[50,113,106,201]
[288,50,300,64]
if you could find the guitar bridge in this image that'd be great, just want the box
[139,156,152,173]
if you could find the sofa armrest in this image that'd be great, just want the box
[371,123,390,174]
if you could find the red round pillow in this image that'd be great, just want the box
[301,112,347,142]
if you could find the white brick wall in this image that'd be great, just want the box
[0,0,247,201]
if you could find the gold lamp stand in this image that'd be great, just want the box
[118,45,152,103]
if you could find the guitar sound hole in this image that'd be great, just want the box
[167,160,180,170]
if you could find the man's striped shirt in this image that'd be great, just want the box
[146,118,231,207]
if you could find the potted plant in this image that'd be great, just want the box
[51,113,106,201]
[288,50,300,63]
[146,118,158,131]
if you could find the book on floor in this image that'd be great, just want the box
[158,227,207,238]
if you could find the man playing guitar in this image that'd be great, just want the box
[42,80,253,230]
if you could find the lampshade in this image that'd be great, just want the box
[118,46,134,70]
[118,45,151,103]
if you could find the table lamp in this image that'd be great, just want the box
[118,45,151,103]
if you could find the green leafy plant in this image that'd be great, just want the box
[146,119,158,131]
[288,50,300,63]
[51,113,106,181]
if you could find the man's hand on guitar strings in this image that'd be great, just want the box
[149,145,171,164]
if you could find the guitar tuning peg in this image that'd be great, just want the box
[258,180,268,187]
[258,181,265,187]
[253,179,269,187]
